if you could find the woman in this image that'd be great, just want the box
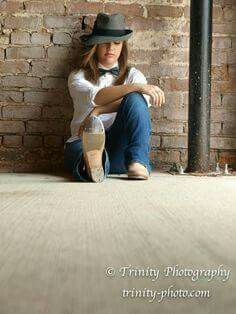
[64,12,165,183]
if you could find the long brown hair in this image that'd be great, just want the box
[75,40,131,85]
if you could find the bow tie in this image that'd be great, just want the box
[98,66,119,77]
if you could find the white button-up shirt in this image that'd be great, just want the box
[66,61,151,144]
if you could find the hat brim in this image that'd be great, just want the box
[79,30,133,46]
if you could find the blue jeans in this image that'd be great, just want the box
[64,91,153,182]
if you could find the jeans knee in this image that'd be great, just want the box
[123,91,146,104]
[122,91,149,114]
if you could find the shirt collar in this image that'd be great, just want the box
[98,60,119,70]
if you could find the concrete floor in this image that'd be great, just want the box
[0,170,235,314]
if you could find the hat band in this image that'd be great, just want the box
[92,28,127,37]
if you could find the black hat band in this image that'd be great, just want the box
[92,28,128,36]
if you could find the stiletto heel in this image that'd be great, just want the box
[82,115,106,182]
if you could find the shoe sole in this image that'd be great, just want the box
[127,174,149,180]
[82,116,105,183]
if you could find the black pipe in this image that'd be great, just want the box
[185,0,213,173]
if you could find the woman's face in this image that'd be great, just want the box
[96,41,123,67]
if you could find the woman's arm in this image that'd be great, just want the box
[94,84,141,106]
[94,97,123,114]
[94,83,165,108]
[77,97,123,136]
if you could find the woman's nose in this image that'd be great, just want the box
[106,42,114,47]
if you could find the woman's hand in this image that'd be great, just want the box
[78,107,100,137]
[138,84,165,107]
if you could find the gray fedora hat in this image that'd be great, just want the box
[79,12,133,46]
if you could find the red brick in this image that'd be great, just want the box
[126,17,169,31]
[154,121,183,134]
[44,135,63,147]
[47,46,75,59]
[213,23,236,34]
[221,121,236,135]
[150,134,161,147]
[42,105,72,119]
[42,77,67,90]
[229,65,236,78]
[23,135,43,148]
[44,16,80,29]
[213,6,224,21]
[68,2,104,15]
[4,16,43,31]
[223,5,236,21]
[129,49,165,64]
[227,50,236,64]
[3,135,22,147]
[0,48,4,60]
[153,63,189,79]
[6,47,45,59]
[0,161,14,172]
[0,91,23,102]
[156,149,181,163]
[0,35,9,45]
[0,1,23,13]
[26,120,65,134]
[160,78,189,91]
[14,160,52,172]
[163,92,188,120]
[209,93,222,107]
[212,50,227,65]
[214,0,235,5]
[2,76,41,88]
[0,120,25,133]
[11,31,31,45]
[31,32,51,45]
[147,5,184,18]
[31,60,70,77]
[162,135,187,148]
[162,48,189,63]
[212,36,232,48]
[217,105,235,121]
[222,93,236,107]
[2,105,41,119]
[172,35,189,48]
[210,122,222,135]
[25,1,65,14]
[53,32,71,45]
[104,3,143,17]
[212,79,236,92]
[0,60,30,74]
[130,32,173,50]
[211,137,236,149]
[211,65,229,81]
[0,147,24,162]
[219,151,236,167]
[24,91,67,105]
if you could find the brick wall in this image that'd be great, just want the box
[0,0,235,172]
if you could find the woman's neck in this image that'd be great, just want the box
[98,60,119,70]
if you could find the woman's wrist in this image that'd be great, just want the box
[91,106,100,116]
[135,83,144,93]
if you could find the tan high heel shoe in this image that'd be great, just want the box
[127,162,150,180]
[82,115,106,183]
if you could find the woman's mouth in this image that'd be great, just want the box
[105,53,114,56]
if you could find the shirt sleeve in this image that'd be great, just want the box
[68,70,101,123]
[128,68,152,108]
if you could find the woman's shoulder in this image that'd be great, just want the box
[126,66,147,82]
[68,68,85,81]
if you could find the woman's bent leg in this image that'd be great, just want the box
[64,139,110,182]
[105,91,152,174]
